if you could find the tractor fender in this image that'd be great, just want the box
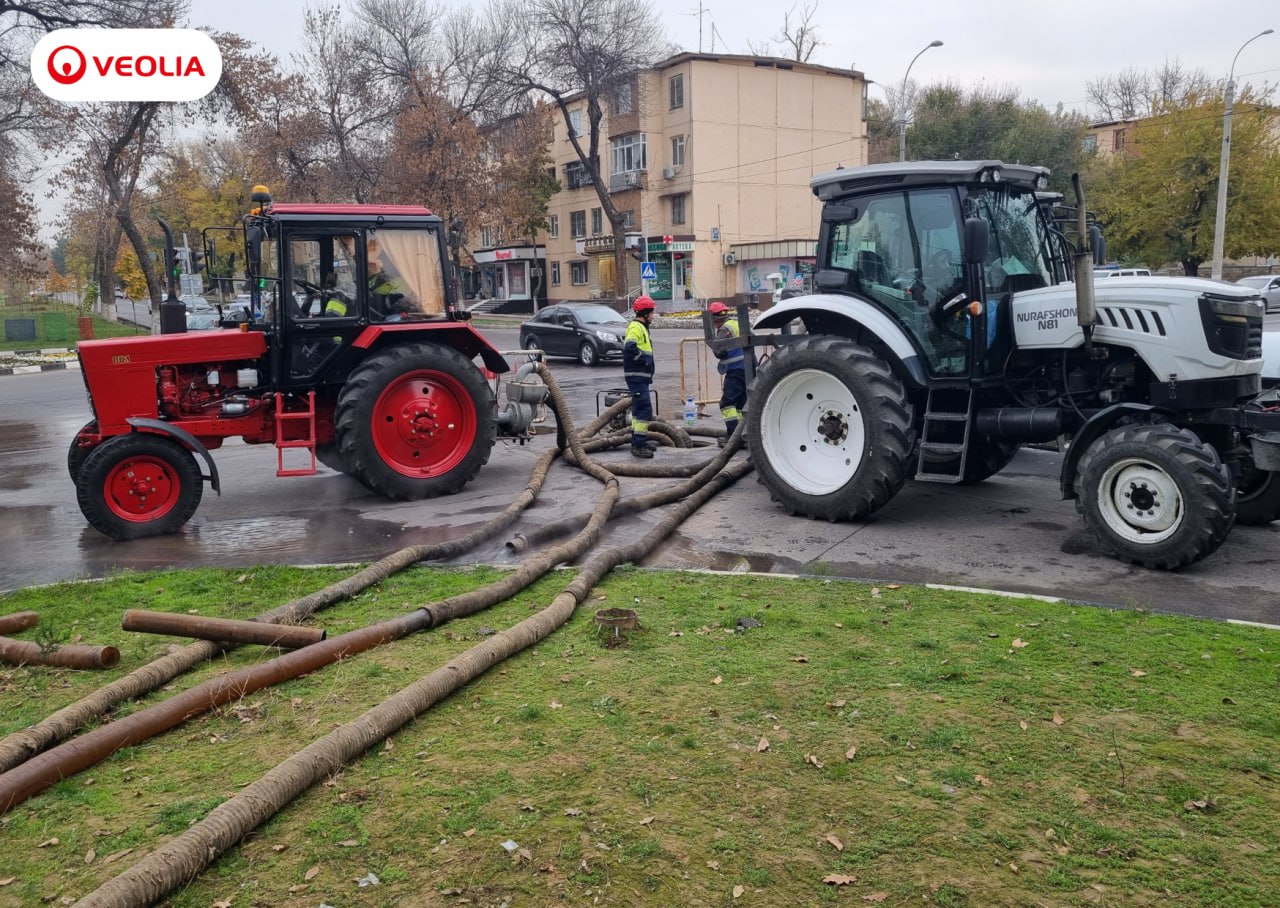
[1059,403,1164,500]
[753,294,929,388]
[126,418,221,496]
[351,324,510,375]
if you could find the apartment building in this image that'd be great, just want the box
[1083,118,1140,158]
[539,52,869,311]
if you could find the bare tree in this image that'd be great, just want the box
[491,0,668,300]
[746,2,823,62]
[1086,61,1212,120]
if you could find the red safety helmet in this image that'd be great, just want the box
[633,295,656,313]
[708,301,731,317]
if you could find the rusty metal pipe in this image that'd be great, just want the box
[122,611,325,649]
[0,611,38,635]
[0,637,119,670]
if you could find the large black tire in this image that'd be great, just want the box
[336,343,497,500]
[917,438,1021,484]
[578,340,600,367]
[76,434,203,540]
[67,419,98,483]
[746,335,915,520]
[1234,457,1280,526]
[1074,424,1234,570]
[315,443,350,475]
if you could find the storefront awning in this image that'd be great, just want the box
[729,239,816,261]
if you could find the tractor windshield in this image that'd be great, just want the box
[965,186,1053,293]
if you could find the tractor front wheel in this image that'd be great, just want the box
[1075,423,1234,569]
[336,343,497,500]
[746,335,914,521]
[76,433,204,540]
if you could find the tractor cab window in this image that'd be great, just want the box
[286,234,360,381]
[823,189,969,376]
[366,228,446,321]
[967,187,1052,294]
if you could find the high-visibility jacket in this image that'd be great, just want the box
[715,319,744,373]
[623,319,654,382]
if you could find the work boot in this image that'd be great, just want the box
[631,445,654,459]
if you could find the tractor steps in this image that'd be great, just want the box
[274,391,317,477]
[914,387,973,483]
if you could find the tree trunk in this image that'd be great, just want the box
[612,215,630,304]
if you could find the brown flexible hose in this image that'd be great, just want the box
[73,460,749,908]
[0,611,39,635]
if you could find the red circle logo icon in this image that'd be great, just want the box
[48,45,87,85]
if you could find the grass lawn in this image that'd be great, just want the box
[0,300,142,352]
[0,566,1276,907]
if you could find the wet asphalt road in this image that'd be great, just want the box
[2,326,1278,624]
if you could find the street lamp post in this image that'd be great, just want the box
[899,40,943,162]
[1211,28,1273,281]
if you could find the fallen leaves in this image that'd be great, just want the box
[805,753,825,769]
[824,874,857,885]
[711,676,723,685]
[790,655,809,663]
[845,745,857,761]
[564,808,583,817]
[825,834,844,852]
[974,774,992,787]
[1011,638,1029,648]
[1018,720,1029,731]
[864,893,888,903]
[1130,669,1148,677]
[639,816,655,826]
[36,838,58,848]
[1052,712,1066,726]
[304,865,320,882]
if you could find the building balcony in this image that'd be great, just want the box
[608,170,647,193]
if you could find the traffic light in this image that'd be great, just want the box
[190,250,205,273]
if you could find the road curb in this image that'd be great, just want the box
[0,347,79,377]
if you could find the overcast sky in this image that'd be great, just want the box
[189,0,1278,115]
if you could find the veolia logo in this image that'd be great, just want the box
[31,29,222,102]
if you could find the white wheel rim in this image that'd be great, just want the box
[760,368,865,495]
[1095,457,1183,544]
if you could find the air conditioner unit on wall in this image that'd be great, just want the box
[622,171,640,186]
[662,166,678,180]
[723,253,737,266]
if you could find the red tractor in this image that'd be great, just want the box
[69,188,542,540]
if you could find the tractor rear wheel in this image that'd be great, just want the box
[746,335,914,521]
[67,419,98,483]
[1075,423,1234,569]
[336,343,496,500]
[76,433,203,540]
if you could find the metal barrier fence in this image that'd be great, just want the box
[677,337,721,417]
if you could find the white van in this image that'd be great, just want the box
[1093,268,1152,278]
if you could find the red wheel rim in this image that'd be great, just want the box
[102,455,182,523]
[371,369,478,478]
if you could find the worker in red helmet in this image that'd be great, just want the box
[708,301,747,445]
[624,296,658,457]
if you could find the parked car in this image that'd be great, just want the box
[519,303,629,366]
[1093,267,1152,278]
[185,310,221,331]
[1236,275,1280,314]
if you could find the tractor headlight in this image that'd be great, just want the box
[1200,293,1264,360]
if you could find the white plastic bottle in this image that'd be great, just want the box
[683,396,697,427]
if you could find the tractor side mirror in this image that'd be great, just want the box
[963,218,989,265]
[246,226,263,277]
[821,203,859,223]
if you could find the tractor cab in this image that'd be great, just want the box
[243,188,460,389]
[808,160,1059,381]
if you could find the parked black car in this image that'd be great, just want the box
[519,303,629,366]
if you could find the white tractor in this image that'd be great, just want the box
[723,160,1280,569]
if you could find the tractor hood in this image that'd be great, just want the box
[1009,277,1265,383]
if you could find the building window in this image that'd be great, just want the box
[481,227,493,247]
[671,194,687,225]
[669,73,684,110]
[1082,135,1097,154]
[1114,129,1126,151]
[591,207,603,235]
[548,214,559,238]
[571,261,588,285]
[620,209,635,228]
[568,108,583,137]
[671,135,685,167]
[570,210,586,238]
[551,262,561,286]
[611,133,647,174]
[614,83,633,115]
